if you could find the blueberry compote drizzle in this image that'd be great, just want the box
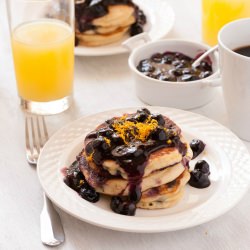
[64,159,100,202]
[75,0,146,40]
[84,108,187,215]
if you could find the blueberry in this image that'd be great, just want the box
[199,71,211,79]
[151,128,167,141]
[188,170,211,188]
[92,149,103,165]
[180,59,190,65]
[130,24,143,36]
[145,72,158,79]
[162,54,174,64]
[150,114,165,126]
[85,131,97,140]
[110,196,136,216]
[97,127,113,137]
[64,161,85,191]
[190,139,206,159]
[110,196,122,210]
[136,9,146,25]
[134,113,147,122]
[137,60,155,73]
[172,60,181,66]
[105,118,115,125]
[151,53,163,63]
[138,108,151,115]
[176,53,192,61]
[190,75,200,81]
[134,109,150,122]
[180,74,193,82]
[197,61,212,71]
[175,63,186,69]
[92,138,103,148]
[112,145,137,158]
[111,133,123,144]
[79,184,100,202]
[194,160,210,174]
[90,136,110,152]
[126,116,137,122]
[85,138,101,155]
[170,69,183,77]
[158,74,172,81]
[182,68,192,74]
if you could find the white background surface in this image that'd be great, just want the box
[0,0,250,249]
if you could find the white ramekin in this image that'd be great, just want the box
[124,34,220,109]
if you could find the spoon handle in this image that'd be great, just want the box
[192,45,218,68]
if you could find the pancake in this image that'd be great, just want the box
[102,136,193,179]
[75,0,146,47]
[80,156,186,196]
[96,15,135,34]
[92,5,135,27]
[137,169,190,209]
[76,26,129,46]
[73,108,193,214]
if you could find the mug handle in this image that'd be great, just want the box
[122,32,151,51]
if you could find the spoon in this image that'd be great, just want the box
[192,45,218,68]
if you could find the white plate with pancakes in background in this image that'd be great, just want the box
[74,0,175,56]
[37,107,250,232]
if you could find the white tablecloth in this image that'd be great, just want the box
[0,0,250,249]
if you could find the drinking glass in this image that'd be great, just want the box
[6,0,74,115]
[202,0,250,46]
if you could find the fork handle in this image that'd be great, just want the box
[40,193,65,246]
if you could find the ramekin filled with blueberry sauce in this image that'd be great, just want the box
[124,36,220,109]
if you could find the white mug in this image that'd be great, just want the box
[218,18,250,141]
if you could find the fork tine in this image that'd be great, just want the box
[25,115,49,165]
[36,116,43,149]
[25,116,31,154]
[36,116,49,149]
[31,116,40,155]
[41,116,49,143]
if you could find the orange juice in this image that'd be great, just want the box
[202,0,250,46]
[12,19,74,102]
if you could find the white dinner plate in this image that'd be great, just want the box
[74,0,175,56]
[37,107,250,232]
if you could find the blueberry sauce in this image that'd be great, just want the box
[80,108,188,215]
[188,160,211,188]
[63,160,100,202]
[190,139,206,159]
[75,0,146,44]
[136,51,213,82]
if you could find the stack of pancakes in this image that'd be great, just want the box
[79,110,193,210]
[75,1,138,46]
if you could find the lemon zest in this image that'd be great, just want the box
[112,117,158,144]
[86,151,94,162]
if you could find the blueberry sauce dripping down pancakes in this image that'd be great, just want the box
[63,110,212,215]
[63,109,193,215]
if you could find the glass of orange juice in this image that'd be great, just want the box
[6,0,74,115]
[202,0,250,46]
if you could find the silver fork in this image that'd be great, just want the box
[25,115,65,246]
